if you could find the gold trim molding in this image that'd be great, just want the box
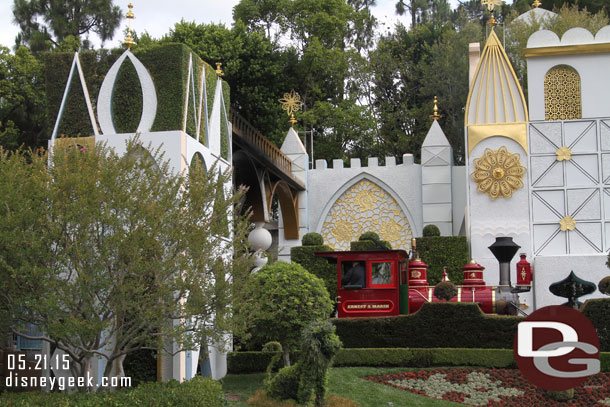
[467,123,528,154]
[524,43,610,58]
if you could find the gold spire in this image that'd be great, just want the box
[532,0,541,7]
[122,2,136,49]
[430,96,442,120]
[215,62,224,77]
[278,89,304,128]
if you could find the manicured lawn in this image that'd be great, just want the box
[221,367,461,407]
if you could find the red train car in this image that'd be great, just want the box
[315,242,531,318]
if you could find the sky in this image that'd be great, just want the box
[0,0,462,50]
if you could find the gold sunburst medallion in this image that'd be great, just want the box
[278,89,304,126]
[471,147,526,200]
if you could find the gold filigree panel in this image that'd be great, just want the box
[321,180,413,250]
[544,65,582,121]
[472,147,526,200]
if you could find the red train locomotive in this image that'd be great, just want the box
[315,236,533,318]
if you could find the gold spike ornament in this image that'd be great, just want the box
[122,3,136,49]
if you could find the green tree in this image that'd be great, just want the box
[234,261,333,367]
[12,0,123,52]
[0,46,47,150]
[0,140,251,389]
[505,3,609,97]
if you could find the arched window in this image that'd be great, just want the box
[544,65,581,121]
[189,152,207,174]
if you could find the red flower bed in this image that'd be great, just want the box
[364,368,610,406]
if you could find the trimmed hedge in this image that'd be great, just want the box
[333,302,523,349]
[416,236,469,284]
[45,44,228,143]
[423,224,440,237]
[291,244,337,300]
[0,376,225,407]
[228,348,610,374]
[350,240,392,250]
[582,298,610,352]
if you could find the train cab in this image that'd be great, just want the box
[315,250,409,318]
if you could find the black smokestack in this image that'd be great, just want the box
[488,237,520,287]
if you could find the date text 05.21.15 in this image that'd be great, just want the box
[7,353,70,371]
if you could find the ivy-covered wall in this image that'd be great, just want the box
[45,44,229,152]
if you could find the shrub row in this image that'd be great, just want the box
[228,348,610,374]
[0,376,225,407]
[416,236,469,285]
[332,303,523,349]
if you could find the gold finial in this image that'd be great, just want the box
[470,259,477,264]
[122,2,136,49]
[278,89,304,128]
[487,14,499,27]
[481,0,503,12]
[532,0,541,7]
[215,62,223,77]
[481,0,503,28]
[430,96,442,120]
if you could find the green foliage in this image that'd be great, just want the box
[599,276,610,295]
[581,298,610,352]
[228,347,518,373]
[291,244,336,299]
[350,232,392,250]
[0,376,226,406]
[44,44,227,141]
[505,4,609,98]
[359,231,380,241]
[123,349,157,386]
[422,224,440,237]
[546,388,575,402]
[350,240,392,250]
[12,0,123,52]
[302,232,324,246]
[234,262,333,365]
[0,141,251,387]
[228,350,300,374]
[416,236,469,284]
[266,320,341,406]
[433,281,457,301]
[0,46,47,150]
[333,302,523,349]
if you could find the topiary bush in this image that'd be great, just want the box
[423,224,441,236]
[582,298,610,352]
[416,236,469,284]
[350,231,392,250]
[599,276,610,295]
[359,232,380,241]
[291,243,336,301]
[302,232,324,246]
[234,262,333,366]
[434,281,457,301]
[265,320,341,407]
